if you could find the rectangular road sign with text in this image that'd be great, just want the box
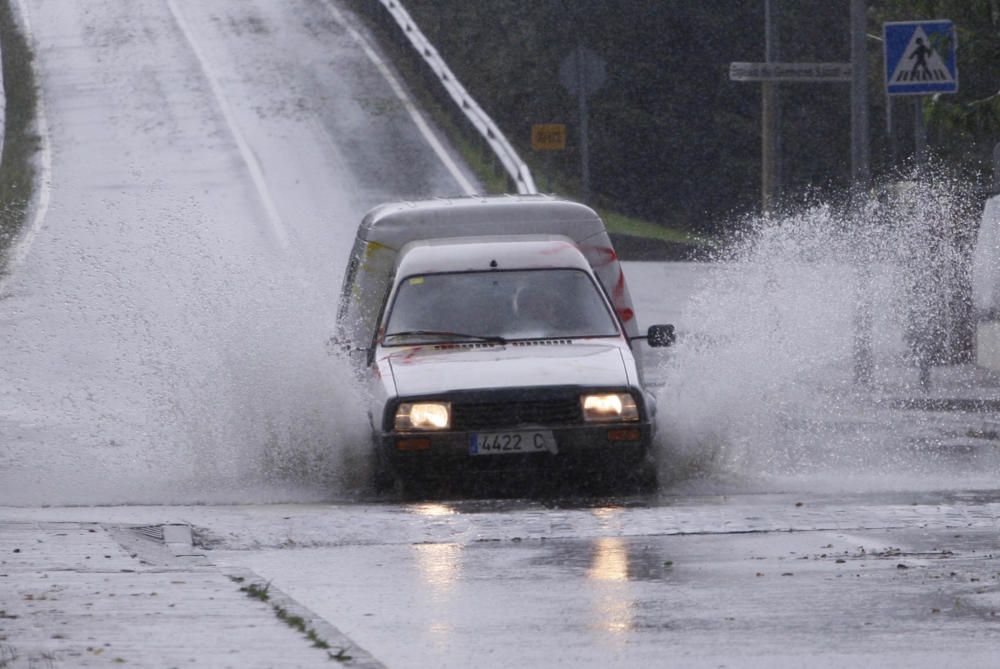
[531,124,566,151]
[729,62,852,82]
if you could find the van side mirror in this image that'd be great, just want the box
[647,324,675,347]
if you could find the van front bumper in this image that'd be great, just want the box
[379,422,652,477]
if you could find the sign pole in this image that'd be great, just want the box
[851,0,873,386]
[560,47,605,204]
[993,142,1000,194]
[913,97,927,165]
[761,0,780,212]
[574,45,591,204]
[850,0,870,189]
[887,95,900,167]
[761,86,777,211]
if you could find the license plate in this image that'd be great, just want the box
[470,430,557,456]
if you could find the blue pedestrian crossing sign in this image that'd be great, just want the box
[884,20,958,96]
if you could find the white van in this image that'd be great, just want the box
[337,195,673,490]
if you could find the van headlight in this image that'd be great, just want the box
[394,402,451,430]
[581,393,639,422]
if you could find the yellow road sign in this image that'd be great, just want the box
[531,124,566,151]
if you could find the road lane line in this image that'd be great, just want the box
[318,0,477,197]
[165,0,292,251]
[0,0,53,295]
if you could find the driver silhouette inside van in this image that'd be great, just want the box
[514,286,569,336]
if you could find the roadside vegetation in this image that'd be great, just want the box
[0,0,38,272]
[231,576,355,663]
[396,1,999,238]
[346,0,705,257]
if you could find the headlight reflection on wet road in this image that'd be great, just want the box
[413,542,464,652]
[408,502,458,517]
[587,537,629,582]
[413,542,464,590]
[587,537,635,638]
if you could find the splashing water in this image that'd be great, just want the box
[0,194,372,506]
[656,176,1000,494]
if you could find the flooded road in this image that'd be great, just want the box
[4,490,1000,667]
[223,524,1000,668]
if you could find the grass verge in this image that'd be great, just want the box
[232,576,354,663]
[0,0,38,271]
[598,208,706,246]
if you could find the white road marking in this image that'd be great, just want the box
[165,0,292,251]
[0,0,53,295]
[318,0,477,197]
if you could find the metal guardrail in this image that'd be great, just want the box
[369,0,537,195]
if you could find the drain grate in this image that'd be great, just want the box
[129,525,165,541]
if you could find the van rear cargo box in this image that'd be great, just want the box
[336,195,639,350]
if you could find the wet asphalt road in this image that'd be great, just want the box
[8,489,991,668]
[208,491,1000,668]
[8,488,997,667]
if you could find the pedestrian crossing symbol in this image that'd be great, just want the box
[884,20,958,96]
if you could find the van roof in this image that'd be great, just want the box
[395,236,592,277]
[359,195,606,247]
[337,195,641,346]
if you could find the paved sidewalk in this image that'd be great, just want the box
[0,521,380,668]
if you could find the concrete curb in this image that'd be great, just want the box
[221,567,386,669]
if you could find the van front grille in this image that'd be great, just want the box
[452,398,581,430]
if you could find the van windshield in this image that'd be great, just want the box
[382,269,620,345]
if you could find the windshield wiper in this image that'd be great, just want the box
[383,330,508,344]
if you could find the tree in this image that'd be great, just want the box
[403,1,999,233]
